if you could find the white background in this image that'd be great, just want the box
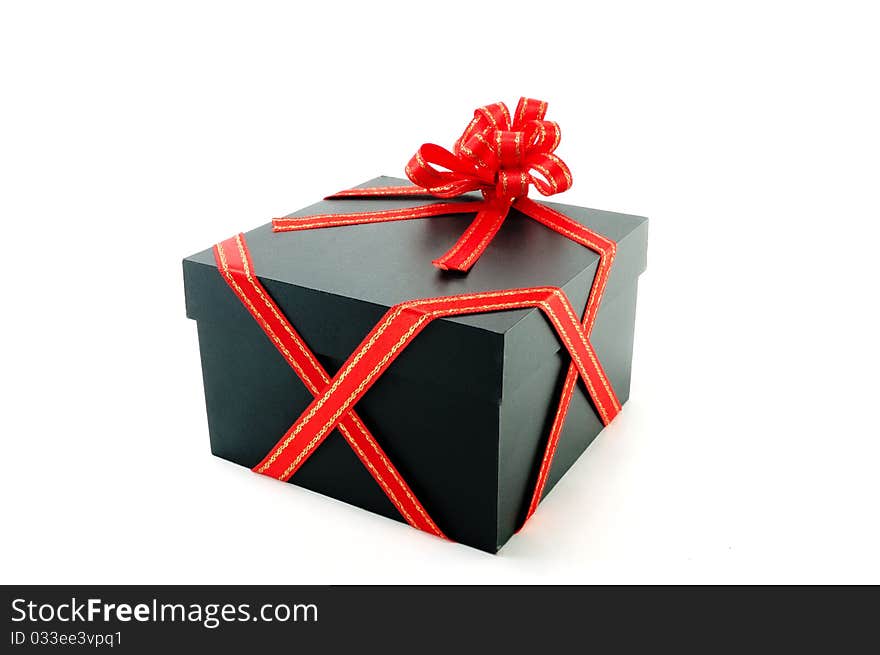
[1,1,878,584]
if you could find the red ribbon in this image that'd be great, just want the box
[273,97,574,272]
[214,232,619,540]
[211,98,623,543]
[213,234,446,538]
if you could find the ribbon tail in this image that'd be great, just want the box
[432,205,510,272]
[273,201,485,232]
[326,185,438,199]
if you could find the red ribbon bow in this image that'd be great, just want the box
[406,97,572,202]
[273,97,574,272]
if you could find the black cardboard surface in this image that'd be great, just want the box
[184,176,648,551]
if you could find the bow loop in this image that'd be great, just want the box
[512,97,548,127]
[457,132,498,171]
[475,102,513,131]
[522,120,561,155]
[405,143,484,197]
[527,152,573,196]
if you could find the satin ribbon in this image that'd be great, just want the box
[273,97,574,272]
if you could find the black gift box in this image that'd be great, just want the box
[183,176,648,552]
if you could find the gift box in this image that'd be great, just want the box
[183,100,648,552]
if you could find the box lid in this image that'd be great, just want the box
[184,176,648,402]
